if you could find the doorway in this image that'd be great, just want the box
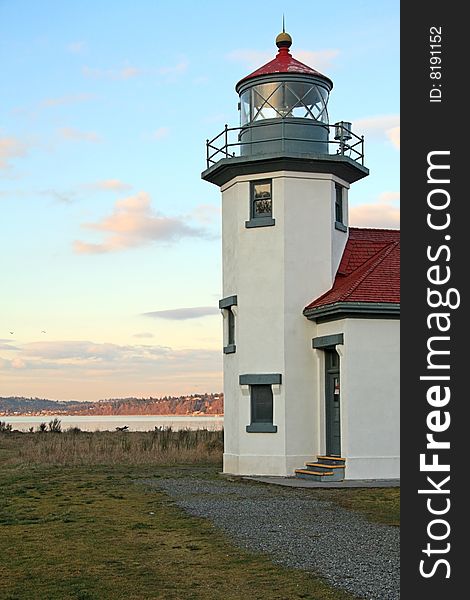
[325,349,341,456]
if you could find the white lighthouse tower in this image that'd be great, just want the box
[202,30,372,477]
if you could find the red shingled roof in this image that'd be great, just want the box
[236,46,332,91]
[304,227,400,312]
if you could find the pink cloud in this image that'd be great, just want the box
[350,192,400,228]
[74,192,213,254]
[353,115,400,150]
[84,179,133,192]
[59,127,102,143]
[0,134,29,169]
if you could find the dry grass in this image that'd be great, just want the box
[1,428,223,467]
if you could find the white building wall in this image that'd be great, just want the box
[221,170,349,476]
[315,318,400,480]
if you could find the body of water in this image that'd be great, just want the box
[3,415,224,432]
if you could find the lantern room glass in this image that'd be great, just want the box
[240,81,329,126]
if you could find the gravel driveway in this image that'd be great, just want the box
[143,476,399,600]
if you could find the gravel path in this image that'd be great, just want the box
[143,476,399,600]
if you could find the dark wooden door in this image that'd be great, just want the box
[325,350,341,456]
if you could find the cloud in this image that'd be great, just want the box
[150,127,170,140]
[227,48,339,71]
[132,332,154,339]
[189,204,220,224]
[143,307,219,320]
[350,191,400,228]
[83,179,133,192]
[40,189,75,204]
[40,93,95,109]
[74,191,213,254]
[0,340,223,399]
[2,340,221,376]
[82,64,143,80]
[353,115,400,150]
[19,340,170,361]
[0,134,29,170]
[386,126,400,149]
[158,60,188,77]
[59,127,102,143]
[67,41,87,54]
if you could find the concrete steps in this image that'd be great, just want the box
[295,456,346,481]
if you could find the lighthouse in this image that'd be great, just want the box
[202,30,399,480]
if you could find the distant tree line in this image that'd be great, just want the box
[0,393,224,416]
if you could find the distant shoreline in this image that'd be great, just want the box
[1,413,224,418]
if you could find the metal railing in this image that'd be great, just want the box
[206,121,365,168]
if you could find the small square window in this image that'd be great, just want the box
[253,182,272,218]
[246,180,275,228]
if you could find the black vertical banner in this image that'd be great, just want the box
[401,3,466,598]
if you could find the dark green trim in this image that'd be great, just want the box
[304,302,400,322]
[335,221,347,232]
[246,423,278,433]
[236,72,333,95]
[219,295,237,309]
[239,373,282,385]
[313,333,344,349]
[245,216,276,228]
[201,153,369,187]
[223,344,236,354]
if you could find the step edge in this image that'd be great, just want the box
[316,455,346,461]
[295,469,334,476]
[305,463,345,469]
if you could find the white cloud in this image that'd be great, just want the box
[59,127,102,143]
[150,127,170,140]
[350,191,400,228]
[158,60,188,77]
[82,64,143,80]
[40,93,95,108]
[189,204,220,224]
[67,41,87,54]
[353,115,400,150]
[74,192,213,254]
[143,307,219,320]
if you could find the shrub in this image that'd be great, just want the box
[0,421,12,433]
[38,422,47,432]
[48,418,62,433]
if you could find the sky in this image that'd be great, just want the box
[0,0,399,401]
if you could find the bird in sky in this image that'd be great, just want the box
[41,330,46,334]
[9,331,14,335]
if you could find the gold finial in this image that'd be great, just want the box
[276,30,292,49]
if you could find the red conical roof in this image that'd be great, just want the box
[236,33,333,92]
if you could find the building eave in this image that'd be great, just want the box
[303,301,400,323]
[201,152,369,187]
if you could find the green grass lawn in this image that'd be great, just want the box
[0,432,397,599]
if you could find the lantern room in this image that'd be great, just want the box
[236,31,333,155]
